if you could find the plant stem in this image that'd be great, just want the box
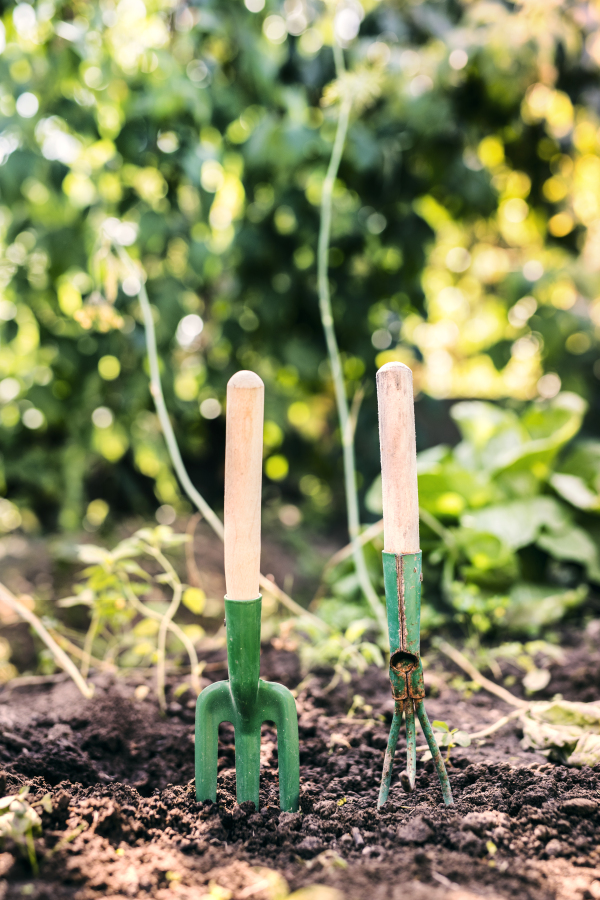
[185,513,204,589]
[419,507,454,543]
[259,573,328,626]
[49,630,111,671]
[156,579,183,711]
[80,610,100,679]
[142,540,202,704]
[0,582,94,699]
[115,246,224,541]
[317,45,386,634]
[123,581,202,697]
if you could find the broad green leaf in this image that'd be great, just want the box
[330,572,360,599]
[550,473,600,511]
[133,617,159,637]
[345,619,368,643]
[537,526,600,579]
[57,589,94,608]
[450,401,523,451]
[155,573,174,584]
[503,583,588,632]
[417,445,452,472]
[556,440,600,497]
[431,720,449,731]
[493,394,587,475]
[119,561,151,579]
[461,497,570,549]
[77,545,110,565]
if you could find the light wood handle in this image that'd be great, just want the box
[224,370,264,599]
[376,362,420,555]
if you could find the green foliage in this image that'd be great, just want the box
[293,614,384,688]
[59,525,203,707]
[427,719,471,763]
[322,391,600,638]
[1,0,600,542]
[1,0,600,662]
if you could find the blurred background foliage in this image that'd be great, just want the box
[1,0,600,654]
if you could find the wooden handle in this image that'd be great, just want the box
[376,362,419,555]
[224,370,264,599]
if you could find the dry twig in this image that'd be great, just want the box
[185,513,204,590]
[437,639,529,709]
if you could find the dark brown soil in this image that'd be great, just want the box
[0,636,598,900]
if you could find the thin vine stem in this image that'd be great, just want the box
[317,44,386,634]
[115,246,224,541]
[80,609,100,679]
[156,581,183,711]
[143,542,188,709]
[122,582,201,695]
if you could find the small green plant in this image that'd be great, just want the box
[0,787,52,875]
[293,616,384,691]
[423,720,472,763]
[59,526,204,709]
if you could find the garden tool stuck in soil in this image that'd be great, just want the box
[195,371,300,812]
[376,362,453,808]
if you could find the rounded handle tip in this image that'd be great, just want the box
[377,361,412,375]
[228,370,264,390]
[376,362,413,387]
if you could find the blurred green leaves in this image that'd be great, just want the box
[0,0,599,653]
[352,392,600,638]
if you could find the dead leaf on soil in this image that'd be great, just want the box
[329,733,351,749]
[206,863,288,900]
[520,699,600,766]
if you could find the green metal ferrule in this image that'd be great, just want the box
[195,595,300,812]
[378,551,453,809]
[225,596,262,718]
[382,550,422,657]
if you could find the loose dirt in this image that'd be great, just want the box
[0,636,598,900]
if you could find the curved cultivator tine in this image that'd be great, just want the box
[195,599,300,811]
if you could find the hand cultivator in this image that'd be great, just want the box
[376,362,453,808]
[195,371,300,812]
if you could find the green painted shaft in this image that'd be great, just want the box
[382,550,421,655]
[195,596,300,812]
[225,596,261,717]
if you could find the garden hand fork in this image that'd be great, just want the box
[195,371,300,811]
[376,362,453,808]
